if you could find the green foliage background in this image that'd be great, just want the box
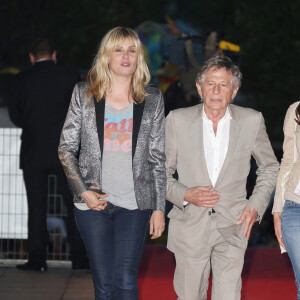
[1,0,299,141]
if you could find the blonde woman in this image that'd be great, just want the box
[273,102,300,300]
[58,27,166,299]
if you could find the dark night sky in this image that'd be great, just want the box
[1,0,300,141]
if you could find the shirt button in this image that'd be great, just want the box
[208,211,211,216]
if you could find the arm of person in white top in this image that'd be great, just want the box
[273,103,299,250]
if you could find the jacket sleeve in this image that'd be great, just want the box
[248,112,279,220]
[148,90,166,212]
[165,111,189,210]
[8,74,23,127]
[272,103,298,213]
[58,84,87,200]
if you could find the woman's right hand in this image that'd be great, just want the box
[81,190,108,211]
[273,212,286,250]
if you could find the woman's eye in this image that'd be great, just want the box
[129,49,136,54]
[115,48,122,52]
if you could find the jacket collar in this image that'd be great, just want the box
[94,97,145,159]
[188,104,241,187]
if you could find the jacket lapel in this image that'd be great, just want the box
[94,97,105,158]
[214,105,240,187]
[190,104,211,184]
[132,101,145,159]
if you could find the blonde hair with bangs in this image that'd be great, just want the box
[87,27,151,103]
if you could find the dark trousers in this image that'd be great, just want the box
[75,203,151,300]
[22,161,87,265]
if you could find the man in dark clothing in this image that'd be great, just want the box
[9,38,88,271]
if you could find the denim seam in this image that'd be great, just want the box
[136,211,151,264]
[141,212,151,252]
[281,212,291,255]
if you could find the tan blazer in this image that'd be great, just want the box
[166,104,279,258]
[273,101,300,213]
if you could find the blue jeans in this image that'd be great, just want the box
[74,203,151,300]
[282,200,300,300]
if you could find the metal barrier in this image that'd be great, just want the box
[0,128,70,262]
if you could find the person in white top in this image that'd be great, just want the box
[273,102,300,300]
[165,55,279,300]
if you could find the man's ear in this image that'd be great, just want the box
[51,50,57,62]
[231,87,239,100]
[196,82,203,98]
[29,53,36,65]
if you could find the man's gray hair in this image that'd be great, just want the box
[196,56,242,89]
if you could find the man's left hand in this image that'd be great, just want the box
[236,206,258,240]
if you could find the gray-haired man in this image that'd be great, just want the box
[165,56,278,299]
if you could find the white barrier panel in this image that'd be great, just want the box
[0,128,28,239]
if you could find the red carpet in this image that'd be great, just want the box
[138,246,297,300]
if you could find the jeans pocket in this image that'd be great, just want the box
[284,200,295,208]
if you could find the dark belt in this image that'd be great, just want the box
[208,209,216,216]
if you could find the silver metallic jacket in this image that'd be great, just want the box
[58,82,166,211]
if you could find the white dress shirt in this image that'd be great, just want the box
[183,107,231,205]
[203,107,231,186]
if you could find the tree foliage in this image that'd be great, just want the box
[1,0,298,139]
[226,0,300,139]
[0,0,170,68]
